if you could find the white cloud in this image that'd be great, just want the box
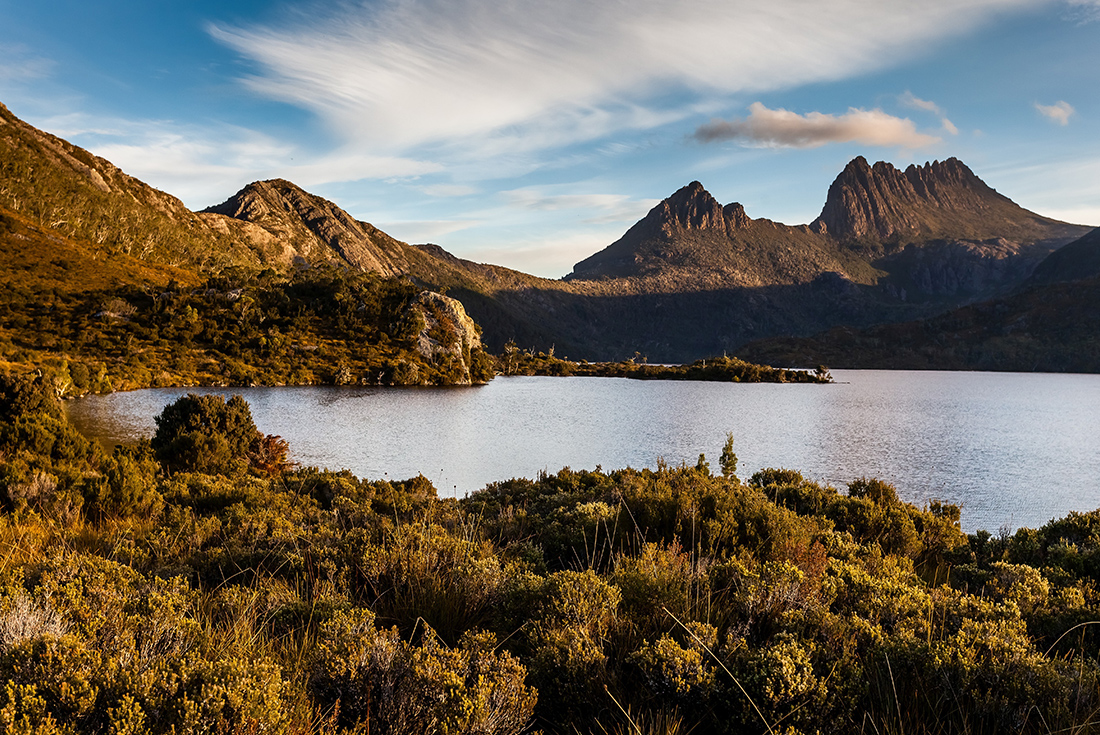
[209,0,1037,157]
[0,44,54,82]
[419,184,479,198]
[1035,100,1075,125]
[504,190,634,212]
[899,91,943,115]
[503,188,660,226]
[899,90,959,135]
[983,155,1100,226]
[1063,0,1100,22]
[692,102,940,149]
[377,219,483,243]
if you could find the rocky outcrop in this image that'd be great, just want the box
[880,238,1047,299]
[812,157,1086,246]
[201,179,410,275]
[566,180,876,288]
[405,291,483,384]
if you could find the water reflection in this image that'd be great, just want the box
[64,370,1100,533]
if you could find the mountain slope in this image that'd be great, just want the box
[0,102,267,270]
[201,179,411,275]
[1027,227,1100,286]
[738,274,1100,372]
[0,204,198,293]
[4,99,1094,366]
[813,156,1085,248]
[568,181,881,288]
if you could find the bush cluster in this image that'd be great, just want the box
[0,266,495,393]
[1,383,1099,734]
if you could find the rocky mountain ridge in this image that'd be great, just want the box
[2,100,1095,364]
[568,180,879,289]
[201,179,411,276]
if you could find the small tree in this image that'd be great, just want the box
[151,394,261,475]
[720,432,738,479]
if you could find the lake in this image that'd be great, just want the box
[63,370,1100,533]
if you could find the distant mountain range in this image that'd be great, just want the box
[2,100,1096,367]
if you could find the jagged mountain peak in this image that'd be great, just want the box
[811,156,1061,244]
[650,180,731,234]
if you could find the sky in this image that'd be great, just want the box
[1,0,1098,278]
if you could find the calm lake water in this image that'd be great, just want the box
[64,370,1100,533]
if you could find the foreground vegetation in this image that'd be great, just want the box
[1,373,1099,734]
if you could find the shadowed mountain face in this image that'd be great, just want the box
[1027,227,1100,286]
[739,225,1100,372]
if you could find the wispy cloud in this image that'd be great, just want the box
[36,112,439,208]
[1063,0,1100,22]
[692,102,940,149]
[503,188,660,225]
[377,219,483,243]
[209,0,1036,160]
[0,44,54,82]
[1035,100,1075,125]
[419,184,479,198]
[899,91,958,135]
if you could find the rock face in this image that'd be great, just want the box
[567,181,868,287]
[201,179,410,275]
[570,183,750,278]
[405,291,483,384]
[645,181,745,236]
[812,157,1083,246]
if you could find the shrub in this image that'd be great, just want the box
[311,608,536,735]
[151,394,259,475]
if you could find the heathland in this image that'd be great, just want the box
[2,377,1100,734]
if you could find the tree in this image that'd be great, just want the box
[151,394,261,475]
[720,432,738,479]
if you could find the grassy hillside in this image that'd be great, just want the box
[0,103,272,270]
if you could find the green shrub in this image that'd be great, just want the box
[311,608,536,734]
[151,394,260,475]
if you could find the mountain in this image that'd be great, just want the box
[738,274,1100,373]
[571,158,1088,295]
[568,181,879,289]
[1026,227,1100,286]
[201,179,411,276]
[739,224,1100,372]
[812,156,1083,247]
[0,102,268,270]
[0,204,197,293]
[3,99,1095,366]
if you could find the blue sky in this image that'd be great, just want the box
[1,0,1098,277]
